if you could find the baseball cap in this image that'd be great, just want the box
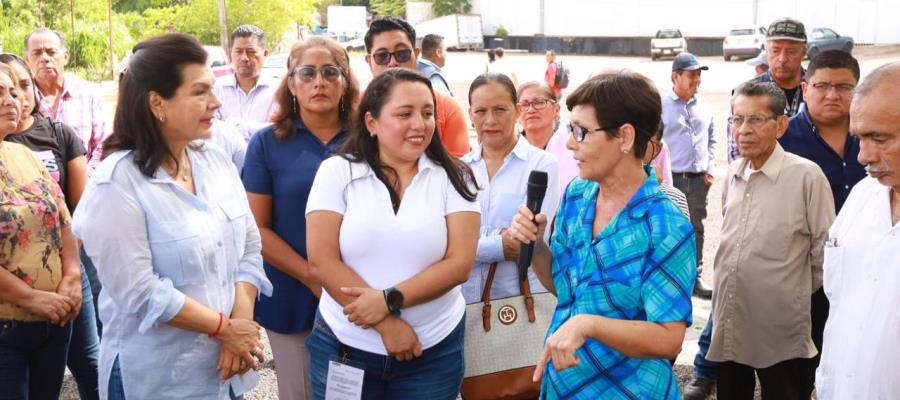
[672,52,709,71]
[746,50,768,67]
[767,17,807,42]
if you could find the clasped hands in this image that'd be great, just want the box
[215,318,265,383]
[341,287,422,362]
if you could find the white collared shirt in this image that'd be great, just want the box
[72,147,272,399]
[816,177,900,399]
[213,74,278,141]
[306,155,480,355]
[460,136,560,303]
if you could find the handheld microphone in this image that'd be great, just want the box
[517,170,549,283]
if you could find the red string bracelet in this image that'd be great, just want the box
[208,312,225,339]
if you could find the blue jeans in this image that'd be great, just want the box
[308,313,465,400]
[0,319,73,400]
[67,263,101,400]
[692,313,718,381]
[80,247,102,334]
[108,356,244,400]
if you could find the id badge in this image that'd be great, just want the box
[325,359,364,400]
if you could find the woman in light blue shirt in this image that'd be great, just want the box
[72,34,272,400]
[461,73,560,303]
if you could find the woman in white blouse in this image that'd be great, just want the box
[72,34,271,400]
[461,73,560,303]
[305,68,480,399]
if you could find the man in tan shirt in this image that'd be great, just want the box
[708,81,834,400]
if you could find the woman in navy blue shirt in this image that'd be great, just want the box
[241,36,359,400]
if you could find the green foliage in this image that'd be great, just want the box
[495,25,509,38]
[0,0,320,80]
[370,0,404,17]
[432,0,471,17]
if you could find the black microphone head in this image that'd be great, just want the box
[526,170,549,199]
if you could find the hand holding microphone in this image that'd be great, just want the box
[515,170,549,283]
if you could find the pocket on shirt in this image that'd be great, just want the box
[147,222,206,286]
[220,200,248,256]
[822,246,843,305]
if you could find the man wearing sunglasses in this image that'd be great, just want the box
[363,17,471,158]
[779,50,866,387]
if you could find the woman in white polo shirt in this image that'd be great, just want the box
[305,69,481,399]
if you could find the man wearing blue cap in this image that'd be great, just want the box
[662,52,716,302]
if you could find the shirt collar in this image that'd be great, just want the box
[735,142,787,181]
[418,58,441,72]
[463,135,531,163]
[625,165,667,219]
[667,88,694,104]
[219,73,277,91]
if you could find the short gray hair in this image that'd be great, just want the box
[854,61,900,99]
[24,27,67,51]
[731,81,786,116]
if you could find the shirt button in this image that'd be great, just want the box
[731,268,736,273]
[217,241,223,247]
[845,185,849,189]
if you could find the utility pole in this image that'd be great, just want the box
[108,0,114,80]
[218,0,229,51]
[752,0,759,25]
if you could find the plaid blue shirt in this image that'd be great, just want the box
[541,169,697,400]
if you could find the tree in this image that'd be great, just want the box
[432,0,471,16]
[370,0,404,17]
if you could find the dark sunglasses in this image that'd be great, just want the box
[370,49,413,66]
[292,65,342,83]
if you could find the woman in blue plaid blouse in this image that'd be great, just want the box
[508,71,698,399]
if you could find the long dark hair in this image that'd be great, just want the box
[0,53,39,117]
[340,69,477,206]
[103,33,207,177]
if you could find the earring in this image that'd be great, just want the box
[291,95,298,115]
[159,114,166,123]
[622,149,630,154]
[339,97,345,114]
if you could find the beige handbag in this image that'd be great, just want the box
[461,263,557,400]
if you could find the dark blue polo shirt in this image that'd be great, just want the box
[242,120,347,333]
[780,105,866,212]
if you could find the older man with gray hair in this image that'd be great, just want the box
[708,81,834,399]
[816,62,900,399]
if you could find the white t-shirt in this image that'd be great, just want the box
[306,155,480,355]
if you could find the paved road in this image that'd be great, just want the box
[72,47,900,399]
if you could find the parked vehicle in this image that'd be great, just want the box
[262,52,289,81]
[723,26,767,61]
[340,37,366,52]
[203,45,234,78]
[807,28,854,60]
[414,14,484,51]
[651,29,686,61]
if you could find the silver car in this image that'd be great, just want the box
[807,28,854,60]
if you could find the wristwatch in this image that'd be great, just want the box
[383,287,404,316]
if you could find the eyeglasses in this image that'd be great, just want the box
[568,122,620,143]
[292,65,342,83]
[371,49,414,66]
[517,99,555,111]
[810,82,855,94]
[727,115,779,128]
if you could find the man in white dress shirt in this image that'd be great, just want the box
[816,62,900,399]
[213,24,276,141]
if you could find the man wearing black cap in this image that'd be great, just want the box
[727,17,808,161]
[662,52,716,300]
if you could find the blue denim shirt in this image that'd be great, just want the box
[781,104,866,212]
[540,169,697,399]
[73,147,272,399]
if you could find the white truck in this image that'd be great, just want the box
[650,28,687,61]
[414,14,484,51]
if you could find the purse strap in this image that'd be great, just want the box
[479,262,538,332]
[480,262,499,332]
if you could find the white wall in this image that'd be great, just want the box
[472,0,900,43]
